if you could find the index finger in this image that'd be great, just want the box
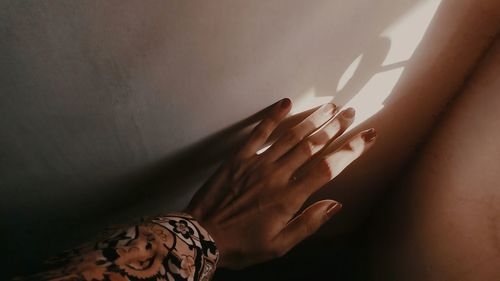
[237,98,291,159]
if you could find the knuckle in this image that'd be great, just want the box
[254,125,271,140]
[270,165,292,183]
[285,129,303,145]
[298,140,314,156]
[269,112,282,123]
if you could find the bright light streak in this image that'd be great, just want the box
[339,0,441,128]
[343,67,404,129]
[256,144,272,155]
[290,87,333,115]
[292,0,441,132]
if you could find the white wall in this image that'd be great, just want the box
[3,0,497,278]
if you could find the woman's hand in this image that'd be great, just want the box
[185,98,377,269]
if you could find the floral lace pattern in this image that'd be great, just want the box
[17,213,218,281]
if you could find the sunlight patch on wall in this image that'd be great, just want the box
[291,0,441,132]
[290,87,334,115]
[344,67,404,128]
[341,0,442,129]
[381,0,442,65]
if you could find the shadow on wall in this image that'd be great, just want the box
[106,36,397,225]
[0,0,436,278]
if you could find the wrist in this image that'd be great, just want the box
[154,213,220,279]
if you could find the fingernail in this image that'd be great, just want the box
[322,103,336,115]
[280,98,291,109]
[361,128,377,142]
[341,107,355,118]
[326,201,343,219]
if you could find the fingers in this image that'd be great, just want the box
[237,98,291,159]
[275,107,356,177]
[259,103,337,163]
[193,99,290,219]
[292,128,377,200]
[273,200,342,256]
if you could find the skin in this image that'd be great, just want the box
[370,36,500,281]
[186,98,377,269]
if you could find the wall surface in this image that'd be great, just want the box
[1,0,498,279]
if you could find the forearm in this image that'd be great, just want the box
[17,213,218,281]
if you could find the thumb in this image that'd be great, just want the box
[274,200,342,254]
